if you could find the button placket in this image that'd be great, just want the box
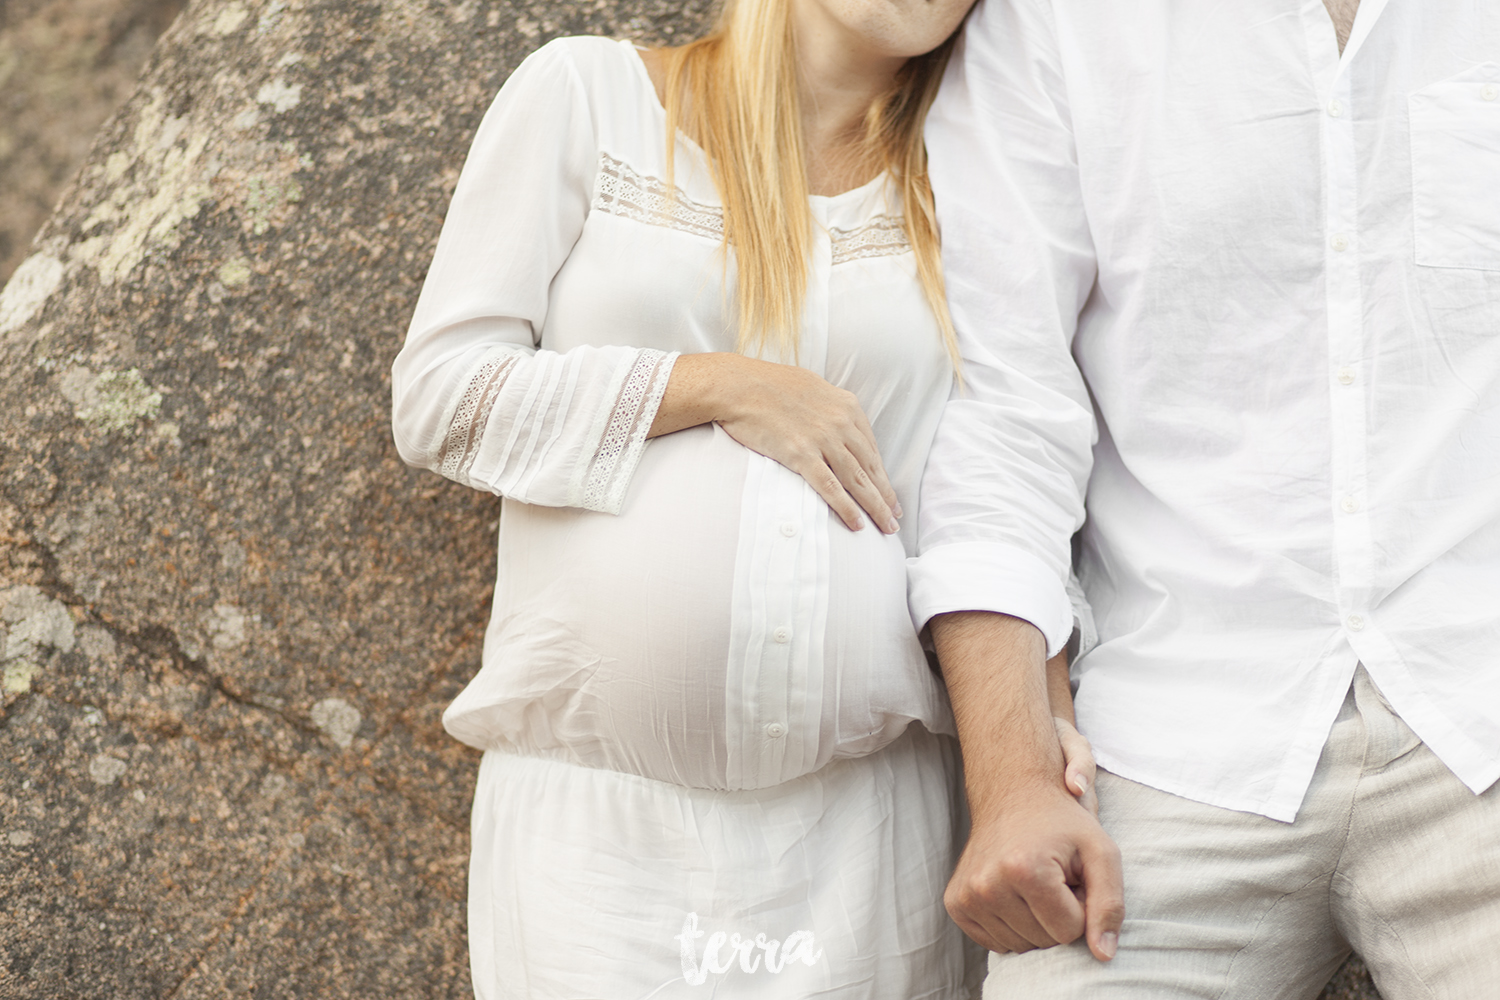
[1322,66,1376,640]
[754,484,800,783]
[724,459,805,788]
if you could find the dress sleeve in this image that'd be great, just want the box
[908,0,1098,657]
[390,39,677,514]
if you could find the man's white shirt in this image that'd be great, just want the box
[912,0,1500,821]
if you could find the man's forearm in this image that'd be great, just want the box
[931,610,1068,820]
[931,608,1123,959]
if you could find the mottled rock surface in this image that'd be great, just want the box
[0,0,1379,996]
[0,1,710,996]
[0,0,187,284]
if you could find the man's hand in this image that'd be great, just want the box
[945,776,1121,956]
[932,611,1124,961]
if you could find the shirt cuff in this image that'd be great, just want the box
[573,349,678,514]
[908,541,1075,658]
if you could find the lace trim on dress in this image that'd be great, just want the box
[579,349,679,514]
[592,153,725,243]
[591,153,909,266]
[437,348,521,485]
[830,215,910,266]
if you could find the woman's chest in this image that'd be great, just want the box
[538,152,950,417]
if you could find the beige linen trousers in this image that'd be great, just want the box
[984,668,1500,1000]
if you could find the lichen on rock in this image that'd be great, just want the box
[88,753,129,786]
[70,87,214,286]
[1,585,77,656]
[3,660,39,696]
[65,367,163,434]
[0,254,66,337]
[310,697,362,749]
[0,585,75,695]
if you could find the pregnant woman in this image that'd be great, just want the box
[391,0,1091,996]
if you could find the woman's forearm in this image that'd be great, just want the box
[393,339,675,514]
[649,352,901,534]
[1046,649,1075,726]
[647,352,741,438]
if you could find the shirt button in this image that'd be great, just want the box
[1483,84,1499,101]
[1340,496,1358,513]
[1327,99,1344,117]
[779,522,798,538]
[764,722,787,739]
[1330,234,1349,252]
[773,626,791,644]
[1347,614,1365,632]
[1337,367,1355,385]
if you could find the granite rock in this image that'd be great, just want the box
[0,0,1378,996]
[0,0,188,285]
[0,0,710,996]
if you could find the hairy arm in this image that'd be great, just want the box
[933,611,1121,959]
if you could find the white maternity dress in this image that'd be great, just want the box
[392,36,987,1000]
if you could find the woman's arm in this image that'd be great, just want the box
[1048,649,1098,814]
[651,352,901,534]
[393,41,677,513]
[394,39,903,526]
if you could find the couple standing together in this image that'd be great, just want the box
[391,0,1500,997]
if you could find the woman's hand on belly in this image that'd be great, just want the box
[649,352,901,534]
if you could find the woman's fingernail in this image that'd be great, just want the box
[885,518,900,534]
[892,503,904,518]
[1073,774,1088,795]
[1100,931,1118,960]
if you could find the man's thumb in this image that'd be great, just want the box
[1080,834,1125,961]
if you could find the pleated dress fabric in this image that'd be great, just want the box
[391,35,983,1000]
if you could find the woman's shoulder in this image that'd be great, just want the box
[512,35,649,94]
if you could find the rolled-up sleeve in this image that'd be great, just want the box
[910,0,1097,657]
[391,40,676,514]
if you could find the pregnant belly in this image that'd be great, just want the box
[443,424,935,788]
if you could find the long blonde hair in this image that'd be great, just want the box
[660,0,961,369]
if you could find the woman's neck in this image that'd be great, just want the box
[788,2,905,195]
[637,9,907,198]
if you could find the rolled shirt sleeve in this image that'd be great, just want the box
[910,0,1098,657]
[391,40,677,514]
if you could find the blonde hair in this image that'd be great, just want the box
[660,0,961,370]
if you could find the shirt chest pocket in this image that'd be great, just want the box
[1409,64,1500,271]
